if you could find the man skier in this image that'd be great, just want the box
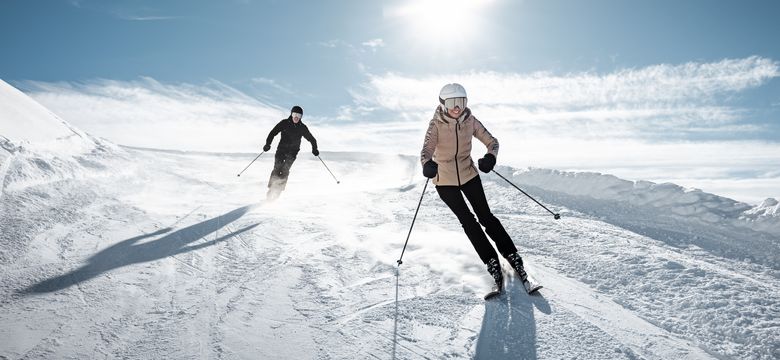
[420,83,534,296]
[263,105,318,200]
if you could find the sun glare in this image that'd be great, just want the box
[385,0,496,51]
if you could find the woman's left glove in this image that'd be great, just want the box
[312,148,320,156]
[423,160,438,178]
[478,153,496,173]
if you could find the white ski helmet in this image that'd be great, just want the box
[439,83,468,111]
[438,83,467,110]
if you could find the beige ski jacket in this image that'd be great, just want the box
[420,106,499,186]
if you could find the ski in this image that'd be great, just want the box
[523,279,543,295]
[483,285,503,300]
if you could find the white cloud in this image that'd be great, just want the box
[352,56,778,110]
[251,77,294,95]
[317,40,351,49]
[343,56,779,140]
[120,15,180,21]
[361,38,385,52]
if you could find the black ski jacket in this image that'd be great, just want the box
[265,117,318,154]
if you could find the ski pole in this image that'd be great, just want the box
[317,155,340,184]
[492,170,561,220]
[397,178,429,265]
[237,151,266,177]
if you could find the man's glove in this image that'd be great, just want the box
[478,153,496,173]
[423,160,438,178]
[312,148,320,156]
[263,144,271,152]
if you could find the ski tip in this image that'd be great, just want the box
[483,290,502,300]
[527,285,543,295]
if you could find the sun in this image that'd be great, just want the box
[384,0,497,52]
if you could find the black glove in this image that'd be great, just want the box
[312,148,319,156]
[263,144,271,152]
[478,153,496,173]
[423,160,438,178]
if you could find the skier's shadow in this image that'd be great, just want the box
[474,277,552,360]
[20,205,258,294]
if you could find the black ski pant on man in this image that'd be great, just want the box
[267,151,297,197]
[436,176,518,264]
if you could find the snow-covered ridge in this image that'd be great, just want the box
[0,79,98,155]
[0,79,123,192]
[491,166,779,269]
[746,197,780,217]
[502,167,779,231]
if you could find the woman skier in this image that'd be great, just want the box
[419,83,534,296]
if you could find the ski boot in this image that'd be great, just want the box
[507,252,542,294]
[506,252,528,281]
[484,257,504,300]
[266,184,283,201]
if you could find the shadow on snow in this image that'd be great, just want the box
[20,205,257,294]
[474,277,551,360]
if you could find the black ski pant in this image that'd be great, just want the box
[268,151,298,191]
[436,175,518,264]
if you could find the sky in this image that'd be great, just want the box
[1,0,780,203]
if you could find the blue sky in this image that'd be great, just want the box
[1,0,780,202]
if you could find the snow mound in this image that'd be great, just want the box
[0,79,125,265]
[506,167,779,231]
[0,79,98,155]
[0,79,122,189]
[492,167,780,268]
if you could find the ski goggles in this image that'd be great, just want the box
[440,97,467,110]
[292,112,302,119]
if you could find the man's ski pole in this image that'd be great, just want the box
[237,151,266,177]
[397,178,429,265]
[317,155,340,184]
[492,170,561,220]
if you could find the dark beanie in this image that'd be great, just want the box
[291,105,303,115]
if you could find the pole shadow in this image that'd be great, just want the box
[20,205,257,294]
[474,277,551,360]
[392,267,400,360]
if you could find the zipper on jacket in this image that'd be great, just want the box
[455,121,461,186]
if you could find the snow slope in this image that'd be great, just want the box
[0,148,777,359]
[1,82,778,359]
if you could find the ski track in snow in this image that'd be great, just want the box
[1,148,778,359]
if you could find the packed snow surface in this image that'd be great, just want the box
[1,80,778,359]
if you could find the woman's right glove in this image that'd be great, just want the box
[263,144,271,152]
[423,160,438,178]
